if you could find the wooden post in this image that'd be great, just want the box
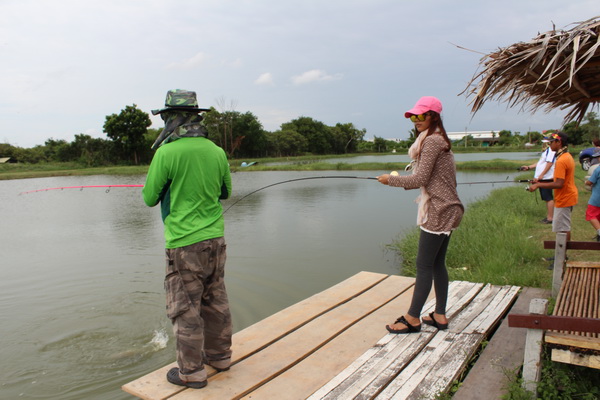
[552,233,567,297]
[522,298,548,394]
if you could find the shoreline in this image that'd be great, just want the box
[0,159,533,181]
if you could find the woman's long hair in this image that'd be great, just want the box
[420,111,452,151]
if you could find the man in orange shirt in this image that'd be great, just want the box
[528,132,578,241]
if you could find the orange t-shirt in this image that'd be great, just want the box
[553,152,578,208]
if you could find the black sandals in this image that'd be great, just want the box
[386,316,422,334]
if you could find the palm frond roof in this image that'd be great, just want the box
[462,16,600,124]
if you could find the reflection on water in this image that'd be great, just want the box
[0,165,524,399]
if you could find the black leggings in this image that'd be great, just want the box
[407,230,451,318]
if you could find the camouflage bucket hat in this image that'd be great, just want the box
[151,89,211,115]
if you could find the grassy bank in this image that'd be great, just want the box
[0,158,533,180]
[0,163,149,180]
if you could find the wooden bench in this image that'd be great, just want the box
[123,272,522,400]
[508,233,600,392]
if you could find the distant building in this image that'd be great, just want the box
[0,157,12,164]
[447,131,499,147]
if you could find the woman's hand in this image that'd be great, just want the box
[377,174,390,185]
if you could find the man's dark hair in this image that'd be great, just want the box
[556,131,568,146]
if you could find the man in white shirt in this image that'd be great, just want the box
[521,137,556,224]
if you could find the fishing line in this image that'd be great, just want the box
[18,176,533,212]
[222,176,377,213]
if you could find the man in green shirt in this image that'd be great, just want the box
[143,89,232,389]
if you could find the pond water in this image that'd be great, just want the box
[265,151,539,165]
[0,162,525,399]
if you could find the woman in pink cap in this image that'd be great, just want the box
[377,96,464,334]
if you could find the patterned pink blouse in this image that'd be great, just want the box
[388,134,464,233]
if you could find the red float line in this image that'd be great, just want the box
[19,184,144,195]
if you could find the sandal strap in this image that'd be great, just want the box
[395,315,420,332]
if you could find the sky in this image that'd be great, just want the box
[1,0,599,148]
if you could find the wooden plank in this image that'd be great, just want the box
[552,233,568,297]
[372,331,480,399]
[170,274,414,400]
[454,287,551,400]
[566,261,600,268]
[444,281,485,319]
[448,284,499,332]
[385,287,520,399]
[509,315,600,333]
[307,281,481,400]
[399,333,483,400]
[551,348,600,369]
[372,330,456,399]
[249,277,428,400]
[545,332,600,351]
[122,271,390,400]
[543,240,600,250]
[462,285,521,334]
[522,298,548,394]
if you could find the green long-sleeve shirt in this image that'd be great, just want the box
[142,137,231,249]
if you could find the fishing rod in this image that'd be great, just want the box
[457,179,532,185]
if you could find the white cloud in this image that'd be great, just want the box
[255,72,274,86]
[291,69,343,85]
[222,58,243,68]
[166,52,208,70]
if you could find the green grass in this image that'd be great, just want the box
[501,352,600,400]
[390,186,553,287]
[0,164,149,180]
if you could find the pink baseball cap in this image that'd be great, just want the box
[404,96,443,118]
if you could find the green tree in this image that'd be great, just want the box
[44,138,74,162]
[0,143,17,159]
[373,136,387,152]
[581,112,600,144]
[331,123,365,153]
[203,109,267,158]
[562,121,585,145]
[527,131,543,144]
[281,117,333,154]
[70,134,114,166]
[266,129,308,157]
[498,130,513,146]
[103,104,151,165]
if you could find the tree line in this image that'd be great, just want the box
[1,105,599,166]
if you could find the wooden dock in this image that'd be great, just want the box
[123,271,524,399]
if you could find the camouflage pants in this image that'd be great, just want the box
[165,237,232,381]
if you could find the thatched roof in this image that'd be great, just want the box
[462,16,600,125]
